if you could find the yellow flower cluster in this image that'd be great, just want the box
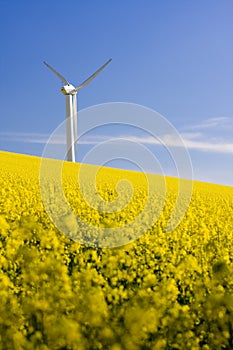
[0,150,233,349]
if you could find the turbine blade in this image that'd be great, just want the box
[72,58,112,93]
[43,61,69,85]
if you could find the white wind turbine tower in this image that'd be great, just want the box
[43,58,112,162]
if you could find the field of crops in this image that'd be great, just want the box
[0,150,233,350]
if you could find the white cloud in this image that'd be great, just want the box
[1,117,233,155]
[184,116,233,130]
[124,134,233,154]
[181,137,233,154]
[77,133,233,154]
[0,132,65,145]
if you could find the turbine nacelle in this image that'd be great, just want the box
[61,84,76,95]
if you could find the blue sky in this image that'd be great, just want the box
[0,0,232,186]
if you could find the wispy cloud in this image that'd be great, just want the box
[183,116,233,130]
[177,116,233,153]
[180,135,233,154]
[0,132,65,145]
[1,116,233,155]
[89,134,233,154]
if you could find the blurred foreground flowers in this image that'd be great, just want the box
[0,151,233,349]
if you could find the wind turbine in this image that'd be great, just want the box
[43,58,112,162]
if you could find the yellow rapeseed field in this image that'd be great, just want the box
[0,150,233,350]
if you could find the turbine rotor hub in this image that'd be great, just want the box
[61,84,76,95]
